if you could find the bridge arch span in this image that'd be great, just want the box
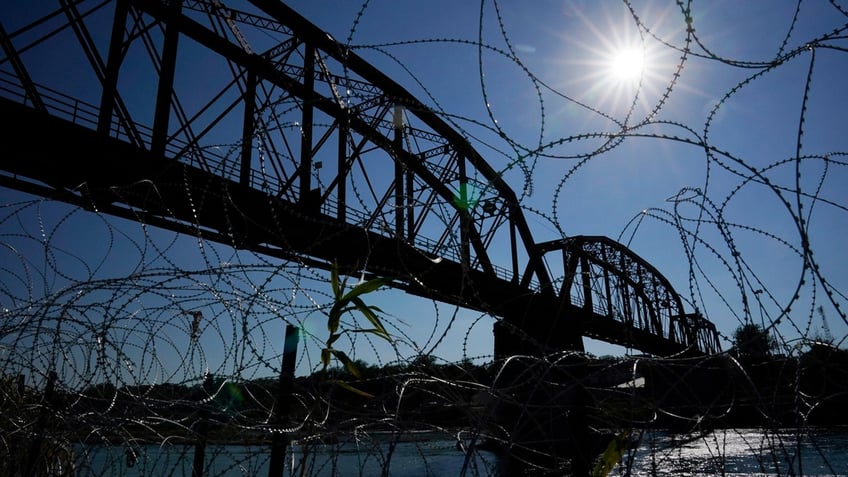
[0,0,719,357]
[537,236,721,355]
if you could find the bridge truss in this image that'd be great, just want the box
[539,236,721,355]
[0,0,720,357]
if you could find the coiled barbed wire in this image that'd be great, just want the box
[1,1,847,475]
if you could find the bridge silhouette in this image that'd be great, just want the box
[0,0,720,358]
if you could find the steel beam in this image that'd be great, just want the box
[0,1,723,359]
[151,0,181,157]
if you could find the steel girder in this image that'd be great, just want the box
[537,236,721,355]
[0,0,549,294]
[0,0,722,356]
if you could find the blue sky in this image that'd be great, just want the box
[290,0,848,348]
[1,1,846,382]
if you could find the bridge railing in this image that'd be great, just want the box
[317,192,527,287]
[0,70,99,132]
[0,67,308,207]
[1,69,529,289]
[0,70,231,180]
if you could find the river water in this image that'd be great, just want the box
[73,428,847,476]
[619,428,847,476]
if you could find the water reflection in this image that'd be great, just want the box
[620,428,848,477]
[73,428,847,476]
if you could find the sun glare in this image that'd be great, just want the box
[610,48,645,82]
[557,4,675,118]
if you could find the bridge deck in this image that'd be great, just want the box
[0,0,720,357]
[0,98,706,357]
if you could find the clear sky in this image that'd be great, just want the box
[1,1,846,382]
[259,0,848,360]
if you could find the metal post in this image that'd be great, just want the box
[457,156,470,267]
[510,210,519,283]
[268,324,299,477]
[406,159,414,240]
[393,105,405,239]
[240,69,256,186]
[580,255,594,312]
[98,0,128,136]
[337,113,348,221]
[151,0,181,157]
[299,44,315,207]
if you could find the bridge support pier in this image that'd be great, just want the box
[490,301,592,476]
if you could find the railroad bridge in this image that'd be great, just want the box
[0,0,721,358]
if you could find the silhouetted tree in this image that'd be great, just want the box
[410,354,437,371]
[731,323,776,360]
[799,342,848,425]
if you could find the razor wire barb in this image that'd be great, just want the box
[1,0,847,476]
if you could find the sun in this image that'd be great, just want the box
[551,3,680,119]
[609,48,645,82]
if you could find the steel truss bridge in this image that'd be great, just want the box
[0,0,720,357]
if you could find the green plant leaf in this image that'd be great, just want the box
[330,262,342,300]
[326,333,341,348]
[592,430,630,477]
[341,277,392,303]
[321,348,332,369]
[348,328,391,338]
[335,380,374,399]
[331,349,361,378]
[327,310,341,335]
[327,304,359,335]
[350,296,389,339]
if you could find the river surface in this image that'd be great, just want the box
[72,428,847,476]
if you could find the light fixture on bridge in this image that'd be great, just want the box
[314,161,323,170]
[481,199,498,215]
